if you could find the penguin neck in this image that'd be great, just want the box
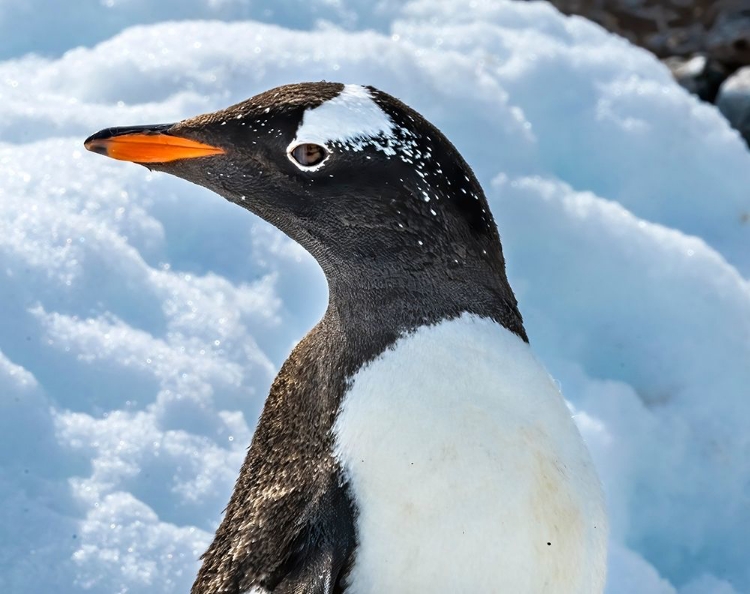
[322,261,528,357]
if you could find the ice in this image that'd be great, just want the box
[1,1,748,592]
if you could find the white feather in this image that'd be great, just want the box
[290,84,395,156]
[333,314,608,593]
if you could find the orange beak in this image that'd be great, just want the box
[84,124,225,163]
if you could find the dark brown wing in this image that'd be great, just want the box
[191,324,356,594]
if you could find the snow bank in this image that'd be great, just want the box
[1,1,748,592]
[0,0,403,60]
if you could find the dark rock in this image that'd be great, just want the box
[535,0,750,145]
[539,0,750,67]
[663,54,730,103]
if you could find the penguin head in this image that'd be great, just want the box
[85,82,514,301]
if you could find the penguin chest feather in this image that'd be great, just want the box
[333,314,608,593]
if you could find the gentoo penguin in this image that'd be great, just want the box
[85,82,608,594]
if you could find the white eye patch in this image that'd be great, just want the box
[287,84,397,170]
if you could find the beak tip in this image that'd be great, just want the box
[84,139,109,156]
[84,128,113,155]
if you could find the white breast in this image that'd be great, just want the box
[333,314,608,593]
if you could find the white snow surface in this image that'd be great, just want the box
[1,1,749,593]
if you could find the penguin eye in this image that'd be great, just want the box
[290,143,327,168]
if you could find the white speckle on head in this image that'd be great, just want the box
[334,314,608,593]
[289,84,396,162]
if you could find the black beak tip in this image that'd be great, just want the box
[83,123,177,153]
[83,132,107,155]
[84,128,112,153]
[84,140,109,155]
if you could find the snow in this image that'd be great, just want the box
[1,1,748,593]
